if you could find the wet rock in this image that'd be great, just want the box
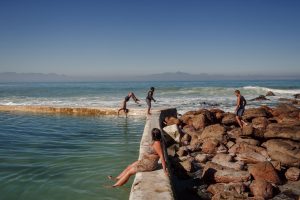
[264,123,300,141]
[199,124,226,142]
[163,124,181,143]
[285,167,300,181]
[250,179,274,199]
[250,95,270,101]
[221,113,237,125]
[262,139,300,167]
[266,91,276,96]
[294,94,300,99]
[248,162,281,185]
[202,138,219,154]
[243,108,268,121]
[236,138,260,146]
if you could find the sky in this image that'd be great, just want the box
[0,0,299,77]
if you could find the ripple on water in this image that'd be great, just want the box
[0,112,145,200]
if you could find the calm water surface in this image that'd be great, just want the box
[0,112,145,200]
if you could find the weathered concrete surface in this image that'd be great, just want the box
[129,109,176,200]
[0,105,146,116]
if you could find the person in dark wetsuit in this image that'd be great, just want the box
[146,87,156,115]
[118,92,139,117]
[234,90,248,128]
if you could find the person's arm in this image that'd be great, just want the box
[153,142,168,175]
[132,93,139,104]
[150,92,156,102]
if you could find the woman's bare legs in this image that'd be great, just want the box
[113,167,137,187]
[116,161,138,179]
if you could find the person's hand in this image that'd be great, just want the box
[164,169,169,176]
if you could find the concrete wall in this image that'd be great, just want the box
[129,108,177,200]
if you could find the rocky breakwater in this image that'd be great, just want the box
[162,103,300,200]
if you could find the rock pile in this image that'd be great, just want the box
[163,103,300,200]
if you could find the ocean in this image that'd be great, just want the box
[0,80,300,200]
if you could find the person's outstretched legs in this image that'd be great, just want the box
[116,161,138,180]
[113,167,137,187]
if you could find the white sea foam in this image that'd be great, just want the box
[243,86,300,94]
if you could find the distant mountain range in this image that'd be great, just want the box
[0,72,299,82]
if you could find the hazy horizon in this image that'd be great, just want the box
[0,0,299,76]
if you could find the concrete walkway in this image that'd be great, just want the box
[129,109,176,200]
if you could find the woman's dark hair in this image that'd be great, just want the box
[151,128,161,141]
[150,87,155,91]
[235,90,240,94]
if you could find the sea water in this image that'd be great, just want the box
[0,80,300,113]
[0,80,300,200]
[0,112,144,200]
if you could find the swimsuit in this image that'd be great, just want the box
[236,96,246,117]
[146,91,153,108]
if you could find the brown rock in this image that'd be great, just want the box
[242,124,253,136]
[190,134,200,146]
[236,138,260,146]
[214,169,251,183]
[227,127,242,138]
[164,116,180,126]
[207,182,246,195]
[271,161,282,171]
[176,147,188,157]
[285,167,300,181]
[252,117,269,130]
[250,179,274,199]
[264,123,300,141]
[202,138,219,154]
[243,108,268,120]
[211,191,249,200]
[179,159,192,172]
[262,139,300,167]
[192,114,208,130]
[212,153,244,170]
[229,142,269,158]
[248,162,281,184]
[222,113,237,125]
[294,94,300,99]
[226,141,235,149]
[278,180,300,198]
[250,95,270,101]
[271,103,299,118]
[236,151,268,164]
[199,124,226,142]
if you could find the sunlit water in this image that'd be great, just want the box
[0,112,145,200]
[0,80,299,113]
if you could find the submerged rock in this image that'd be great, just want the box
[250,95,270,101]
[266,91,276,96]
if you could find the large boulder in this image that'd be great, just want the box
[285,167,300,181]
[199,124,226,142]
[221,113,237,125]
[243,108,268,120]
[236,138,260,146]
[250,179,274,199]
[271,103,299,118]
[262,139,300,167]
[212,153,244,170]
[252,117,269,130]
[278,180,300,198]
[248,162,281,185]
[264,123,300,141]
[192,114,208,130]
[202,138,219,154]
[236,151,268,164]
[214,169,251,183]
[207,182,246,196]
[229,142,269,158]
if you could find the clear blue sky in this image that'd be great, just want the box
[0,0,299,76]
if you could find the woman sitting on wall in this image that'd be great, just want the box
[108,128,168,187]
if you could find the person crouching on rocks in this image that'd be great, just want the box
[118,92,140,117]
[234,90,248,128]
[107,128,168,187]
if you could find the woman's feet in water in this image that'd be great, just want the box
[107,175,118,181]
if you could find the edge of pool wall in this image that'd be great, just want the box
[129,108,177,200]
